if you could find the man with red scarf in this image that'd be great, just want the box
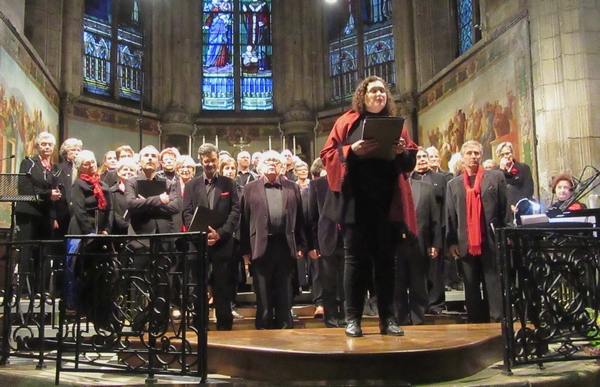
[320,75,418,337]
[446,140,508,323]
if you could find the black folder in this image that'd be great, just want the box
[137,180,167,198]
[188,206,228,232]
[360,116,405,160]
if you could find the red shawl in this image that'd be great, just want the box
[320,110,418,237]
[463,166,484,255]
[79,173,107,210]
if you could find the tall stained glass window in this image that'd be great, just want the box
[456,0,480,55]
[83,0,144,101]
[327,0,394,103]
[202,0,273,111]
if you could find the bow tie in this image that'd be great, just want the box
[265,182,281,189]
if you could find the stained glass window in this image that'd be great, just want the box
[83,0,144,102]
[457,0,475,55]
[328,0,394,103]
[201,0,273,111]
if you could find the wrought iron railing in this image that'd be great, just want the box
[498,226,600,373]
[0,232,207,384]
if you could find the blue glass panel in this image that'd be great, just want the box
[85,0,112,23]
[83,30,111,96]
[457,0,474,54]
[241,77,272,110]
[118,43,142,101]
[363,0,392,26]
[239,1,272,110]
[202,0,234,71]
[202,77,235,110]
[118,0,142,35]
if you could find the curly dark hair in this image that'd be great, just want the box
[351,76,397,116]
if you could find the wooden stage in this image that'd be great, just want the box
[207,323,504,384]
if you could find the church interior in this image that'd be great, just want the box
[1,0,600,385]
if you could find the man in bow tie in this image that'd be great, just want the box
[239,150,306,329]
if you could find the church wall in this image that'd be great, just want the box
[529,0,600,204]
[63,99,160,158]
[0,8,60,227]
[0,0,24,34]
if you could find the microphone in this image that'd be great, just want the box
[0,155,15,161]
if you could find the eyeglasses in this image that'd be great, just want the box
[263,158,281,165]
[500,152,512,157]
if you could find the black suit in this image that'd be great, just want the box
[308,176,345,327]
[125,174,180,235]
[15,155,60,294]
[411,170,447,311]
[446,169,507,322]
[239,177,306,329]
[396,180,441,325]
[183,174,240,330]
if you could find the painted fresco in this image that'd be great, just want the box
[0,46,59,227]
[418,16,534,180]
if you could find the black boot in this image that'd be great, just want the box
[345,319,363,337]
[379,317,404,336]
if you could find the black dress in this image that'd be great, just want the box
[67,178,115,329]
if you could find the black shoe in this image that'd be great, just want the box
[345,319,363,337]
[379,317,404,336]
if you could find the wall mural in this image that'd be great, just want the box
[418,15,534,183]
[0,42,59,227]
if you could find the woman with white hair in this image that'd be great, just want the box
[68,150,112,236]
[495,141,534,221]
[15,132,62,295]
[68,150,114,329]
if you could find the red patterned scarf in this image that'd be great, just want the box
[463,166,484,255]
[79,173,107,210]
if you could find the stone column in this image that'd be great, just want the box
[60,0,84,97]
[24,0,63,81]
[528,0,600,201]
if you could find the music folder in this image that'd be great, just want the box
[137,180,167,198]
[189,205,228,232]
[360,116,405,160]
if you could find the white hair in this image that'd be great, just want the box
[257,150,282,175]
[74,150,96,171]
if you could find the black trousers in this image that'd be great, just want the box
[209,252,235,330]
[459,245,502,323]
[319,246,345,326]
[250,235,295,330]
[342,221,398,322]
[16,212,54,295]
[395,243,428,325]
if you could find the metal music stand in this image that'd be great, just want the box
[0,173,37,241]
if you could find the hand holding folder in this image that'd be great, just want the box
[188,206,228,232]
[359,116,405,160]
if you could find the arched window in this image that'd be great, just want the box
[83,0,144,102]
[201,0,273,111]
[456,0,481,55]
[327,0,394,103]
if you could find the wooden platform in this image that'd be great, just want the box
[207,323,503,384]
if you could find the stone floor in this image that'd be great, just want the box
[0,354,599,386]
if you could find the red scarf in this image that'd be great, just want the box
[79,173,107,210]
[463,166,484,255]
